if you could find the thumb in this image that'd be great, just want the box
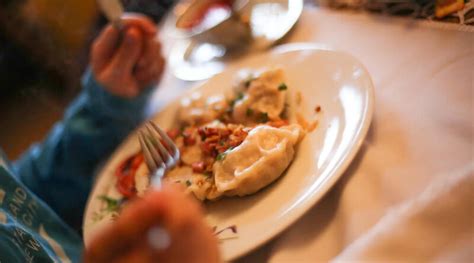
[110,27,143,73]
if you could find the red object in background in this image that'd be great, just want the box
[115,152,144,198]
[179,0,233,29]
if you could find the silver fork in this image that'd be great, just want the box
[138,121,180,188]
[138,121,180,252]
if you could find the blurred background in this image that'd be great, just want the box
[0,0,175,159]
[0,0,471,159]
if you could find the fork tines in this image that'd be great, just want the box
[138,121,180,176]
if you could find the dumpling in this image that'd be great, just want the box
[178,92,228,126]
[213,124,304,196]
[232,68,287,124]
[163,166,223,201]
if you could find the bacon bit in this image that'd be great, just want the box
[206,135,220,143]
[198,126,219,140]
[315,105,321,113]
[183,136,196,146]
[192,161,205,173]
[268,119,289,128]
[201,141,217,156]
[233,129,248,138]
[167,128,180,140]
[219,129,232,137]
[182,128,197,146]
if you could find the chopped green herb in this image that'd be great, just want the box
[216,152,226,161]
[229,93,244,110]
[278,83,287,91]
[98,195,122,213]
[204,171,213,177]
[218,140,225,146]
[259,112,269,123]
[216,147,235,161]
[244,77,255,88]
[186,180,192,187]
[226,146,235,152]
[246,108,254,116]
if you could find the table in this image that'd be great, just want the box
[150,6,473,262]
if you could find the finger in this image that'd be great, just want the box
[90,25,120,71]
[137,38,162,68]
[109,27,143,73]
[135,42,165,86]
[85,189,179,262]
[135,58,164,88]
[121,13,157,36]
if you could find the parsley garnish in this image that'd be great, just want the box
[278,83,287,91]
[216,152,226,161]
[259,112,269,123]
[216,147,235,161]
[186,180,192,187]
[246,108,253,116]
[229,92,245,111]
[204,171,212,177]
[244,78,255,88]
[98,195,122,213]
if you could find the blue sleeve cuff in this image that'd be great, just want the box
[79,68,154,125]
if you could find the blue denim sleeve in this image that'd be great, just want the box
[12,68,153,228]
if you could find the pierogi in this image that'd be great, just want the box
[114,68,307,201]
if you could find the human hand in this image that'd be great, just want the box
[90,14,165,98]
[84,186,221,263]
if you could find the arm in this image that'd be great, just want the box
[13,70,150,228]
[12,15,163,229]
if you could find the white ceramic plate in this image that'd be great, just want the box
[83,44,375,261]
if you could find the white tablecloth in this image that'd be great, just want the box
[152,7,474,262]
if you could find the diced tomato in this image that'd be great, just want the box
[131,153,144,170]
[115,152,143,198]
[184,136,196,146]
[167,128,180,140]
[116,172,136,198]
[192,161,205,173]
[182,129,197,146]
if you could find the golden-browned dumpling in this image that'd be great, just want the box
[213,124,304,196]
[232,68,287,124]
[178,92,228,126]
[163,166,223,201]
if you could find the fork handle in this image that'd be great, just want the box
[151,167,164,189]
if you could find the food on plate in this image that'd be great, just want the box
[112,68,310,202]
[214,124,304,197]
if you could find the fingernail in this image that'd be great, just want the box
[148,226,171,251]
